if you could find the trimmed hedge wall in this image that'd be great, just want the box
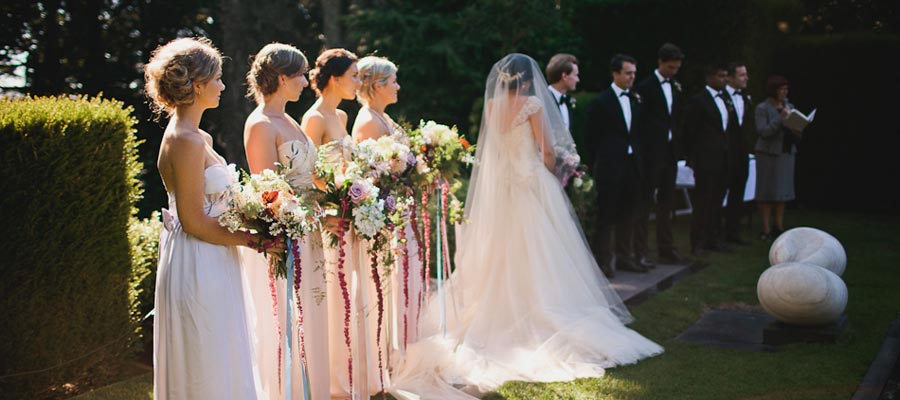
[0,96,144,399]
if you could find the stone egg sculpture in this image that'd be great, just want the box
[769,227,847,276]
[757,262,848,325]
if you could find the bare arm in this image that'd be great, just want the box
[528,112,556,171]
[302,112,327,146]
[244,120,280,174]
[167,134,248,247]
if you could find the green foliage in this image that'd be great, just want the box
[127,213,162,359]
[346,0,581,138]
[0,95,143,399]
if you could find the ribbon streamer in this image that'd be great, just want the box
[285,240,311,400]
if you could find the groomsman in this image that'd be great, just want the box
[633,43,688,266]
[724,62,752,244]
[545,53,580,132]
[585,54,646,277]
[683,63,735,256]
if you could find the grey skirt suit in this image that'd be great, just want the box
[754,100,798,202]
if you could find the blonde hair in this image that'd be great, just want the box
[143,37,222,116]
[356,56,397,105]
[246,43,308,103]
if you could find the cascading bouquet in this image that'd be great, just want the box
[313,137,391,397]
[555,143,594,193]
[406,120,475,334]
[218,166,323,387]
[351,133,420,395]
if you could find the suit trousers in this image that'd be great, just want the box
[634,149,677,257]
[690,162,728,251]
[592,156,640,269]
[725,160,749,239]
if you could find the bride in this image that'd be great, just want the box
[390,54,663,399]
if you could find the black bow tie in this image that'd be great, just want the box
[559,94,571,106]
[662,79,672,84]
[733,90,743,96]
[620,91,631,97]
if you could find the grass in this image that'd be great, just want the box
[74,208,900,400]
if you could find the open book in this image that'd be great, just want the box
[783,108,816,131]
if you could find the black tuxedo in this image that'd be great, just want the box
[585,86,642,271]
[633,73,683,258]
[683,88,736,251]
[724,89,752,240]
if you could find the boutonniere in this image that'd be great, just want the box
[746,94,752,102]
[634,93,642,104]
[673,81,682,92]
[570,97,577,109]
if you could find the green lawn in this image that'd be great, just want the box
[75,209,900,400]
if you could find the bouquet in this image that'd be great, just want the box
[218,167,321,278]
[407,120,476,189]
[315,138,388,241]
[555,143,594,193]
[218,166,322,388]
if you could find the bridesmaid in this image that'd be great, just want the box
[242,42,329,400]
[302,48,386,398]
[351,56,425,362]
[147,37,279,399]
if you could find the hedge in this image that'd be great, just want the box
[0,95,145,399]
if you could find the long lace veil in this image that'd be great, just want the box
[457,53,632,323]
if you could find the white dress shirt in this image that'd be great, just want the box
[655,69,674,141]
[726,85,745,126]
[548,85,570,131]
[705,85,729,132]
[611,83,633,154]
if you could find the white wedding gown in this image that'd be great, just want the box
[390,96,663,399]
[241,137,330,400]
[154,163,260,399]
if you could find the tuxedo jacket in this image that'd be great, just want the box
[729,92,753,173]
[635,74,683,163]
[584,87,642,179]
[682,90,731,173]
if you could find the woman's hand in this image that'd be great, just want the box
[246,233,287,256]
[323,215,351,237]
[778,107,789,120]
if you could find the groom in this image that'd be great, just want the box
[585,54,647,278]
[545,53,580,132]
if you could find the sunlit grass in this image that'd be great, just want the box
[76,209,900,399]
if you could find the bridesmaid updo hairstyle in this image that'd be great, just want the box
[144,37,223,116]
[356,56,397,105]
[246,43,309,103]
[308,48,358,96]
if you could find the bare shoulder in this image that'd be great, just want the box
[337,109,349,125]
[353,117,383,142]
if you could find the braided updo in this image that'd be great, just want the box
[246,43,308,103]
[144,37,223,116]
[308,48,358,96]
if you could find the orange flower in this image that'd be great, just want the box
[262,190,279,205]
[420,145,428,153]
[458,137,470,149]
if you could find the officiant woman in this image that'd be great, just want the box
[754,75,801,241]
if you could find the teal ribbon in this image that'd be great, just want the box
[285,239,311,400]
